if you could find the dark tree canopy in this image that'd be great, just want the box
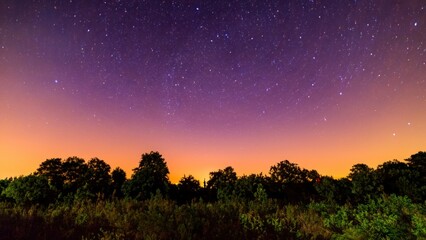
[269,160,318,184]
[206,166,237,200]
[111,167,126,198]
[315,176,352,204]
[269,160,320,202]
[134,151,170,177]
[36,158,64,190]
[125,151,170,200]
[62,157,88,185]
[376,160,412,196]
[178,175,200,192]
[405,151,426,200]
[234,174,267,200]
[60,157,89,198]
[406,151,426,171]
[85,158,112,198]
[177,175,201,203]
[207,166,237,190]
[348,163,381,203]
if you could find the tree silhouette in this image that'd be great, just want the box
[207,166,237,189]
[177,175,201,203]
[405,151,426,201]
[111,167,126,199]
[62,157,88,196]
[125,151,170,200]
[84,158,112,199]
[269,160,319,202]
[36,158,64,191]
[348,163,380,203]
[234,174,267,200]
[376,160,412,196]
[406,151,426,171]
[315,176,351,204]
[207,166,237,200]
[270,160,309,184]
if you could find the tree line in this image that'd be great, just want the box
[0,151,425,239]
[1,151,425,205]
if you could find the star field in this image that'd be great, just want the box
[0,0,425,182]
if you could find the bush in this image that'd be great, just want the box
[324,195,426,240]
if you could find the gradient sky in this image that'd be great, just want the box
[0,0,425,183]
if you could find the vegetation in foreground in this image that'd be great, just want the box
[0,151,425,239]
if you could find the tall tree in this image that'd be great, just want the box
[315,176,352,204]
[376,160,413,197]
[207,166,237,200]
[85,158,112,199]
[125,151,170,200]
[111,167,126,198]
[406,151,426,172]
[348,163,380,203]
[62,157,88,195]
[269,160,317,184]
[234,174,267,200]
[36,158,64,191]
[177,175,201,203]
[405,152,426,201]
[269,160,319,202]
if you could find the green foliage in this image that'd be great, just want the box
[323,205,353,233]
[0,197,337,239]
[323,195,426,240]
[2,175,55,205]
[0,178,12,201]
[240,200,331,239]
[254,184,268,204]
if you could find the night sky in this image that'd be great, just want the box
[1,0,425,182]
